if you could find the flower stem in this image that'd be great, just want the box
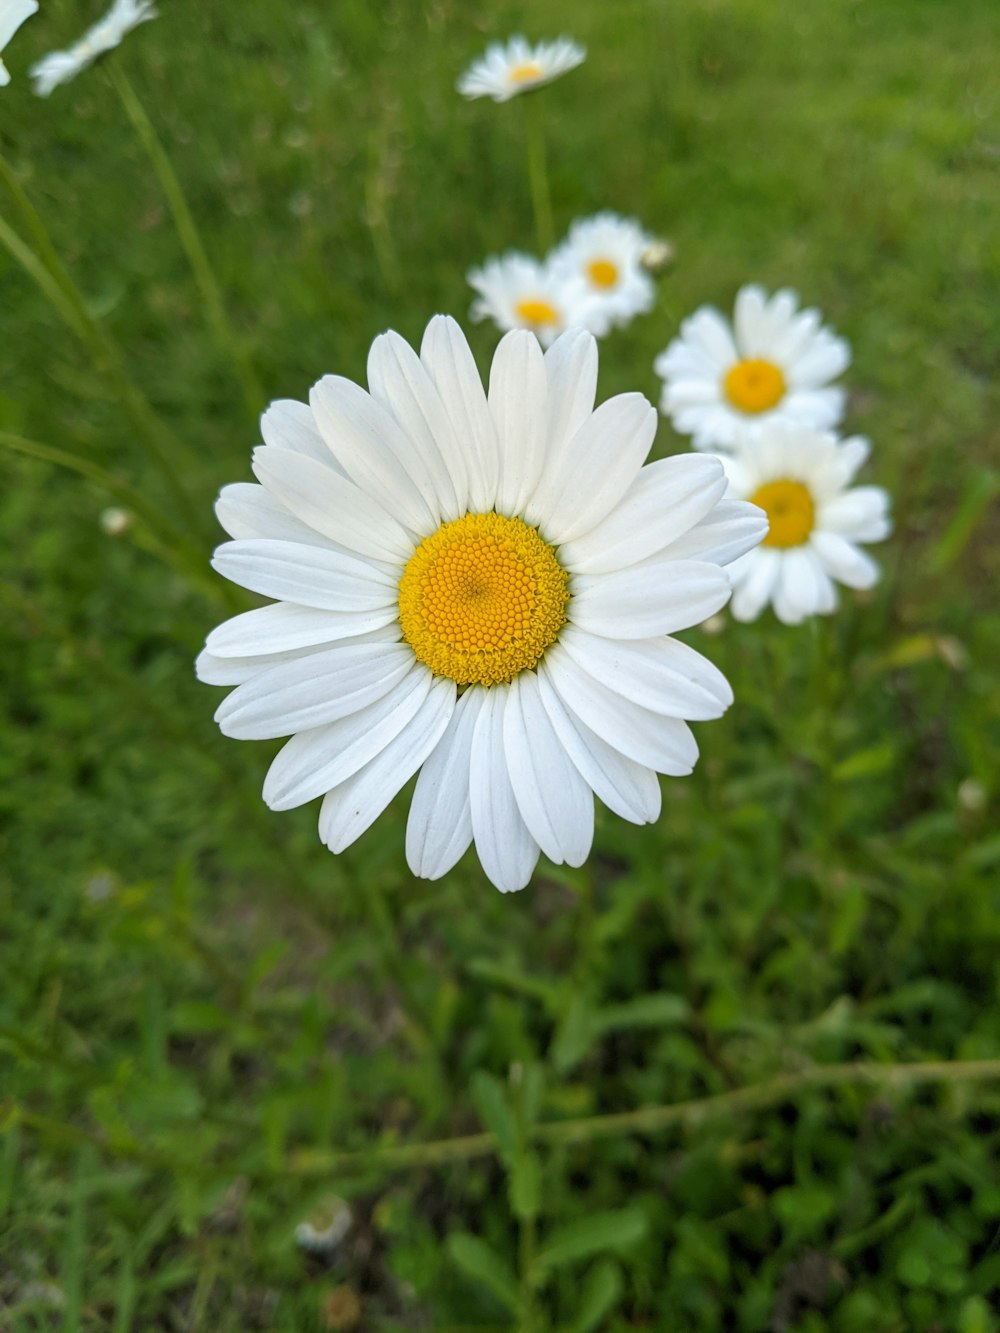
[107,62,266,422]
[522,94,555,253]
[281,1057,1000,1176]
[0,153,209,541]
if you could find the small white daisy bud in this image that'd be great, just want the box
[958,778,987,814]
[700,613,726,636]
[100,506,133,536]
[295,1196,352,1257]
[640,238,676,274]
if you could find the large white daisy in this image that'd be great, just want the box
[30,0,156,97]
[550,212,656,334]
[198,318,766,893]
[457,35,585,103]
[468,252,597,348]
[655,284,851,450]
[718,424,892,625]
[0,0,37,87]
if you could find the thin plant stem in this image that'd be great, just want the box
[107,62,265,420]
[517,1211,538,1333]
[281,1057,1000,1177]
[0,154,209,539]
[521,94,555,253]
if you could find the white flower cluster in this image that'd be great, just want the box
[468,212,658,347]
[655,285,892,624]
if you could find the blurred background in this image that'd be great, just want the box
[1,0,999,1328]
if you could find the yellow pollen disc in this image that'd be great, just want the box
[751,479,815,548]
[510,61,544,83]
[398,513,569,686]
[723,358,787,414]
[587,258,619,289]
[515,297,560,328]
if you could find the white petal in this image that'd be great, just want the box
[773,547,825,623]
[543,328,598,458]
[309,375,438,533]
[527,393,657,545]
[502,673,593,866]
[215,641,415,740]
[318,678,456,852]
[571,559,732,639]
[733,285,769,358]
[205,602,398,658]
[263,665,432,810]
[730,548,781,622]
[212,539,398,612]
[469,687,540,893]
[655,499,768,567]
[684,308,739,366]
[560,625,733,720]
[260,399,340,469]
[559,455,728,575]
[216,482,345,548]
[544,644,699,775]
[196,642,335,687]
[536,670,661,823]
[818,487,891,542]
[367,331,466,519]
[406,686,486,879]
[489,329,549,517]
[420,314,499,514]
[252,446,412,562]
[811,532,881,589]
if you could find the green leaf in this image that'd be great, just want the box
[446,1233,521,1314]
[571,1259,623,1332]
[470,1071,517,1163]
[509,1151,541,1221]
[551,994,596,1074]
[537,1207,648,1273]
[595,992,689,1033]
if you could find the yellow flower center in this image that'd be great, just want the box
[398,512,569,686]
[510,61,544,83]
[751,479,815,548]
[587,258,619,289]
[723,358,786,414]
[515,297,560,328]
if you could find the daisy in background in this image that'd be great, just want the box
[30,0,156,97]
[468,251,598,348]
[198,316,766,893]
[718,424,891,625]
[457,35,585,103]
[551,212,657,335]
[655,284,851,451]
[0,0,37,86]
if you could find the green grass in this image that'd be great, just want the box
[2,0,1000,1328]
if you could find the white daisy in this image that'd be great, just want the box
[0,0,37,86]
[30,0,157,98]
[457,34,585,103]
[718,424,892,625]
[655,284,851,450]
[198,317,766,893]
[468,251,598,348]
[550,212,656,334]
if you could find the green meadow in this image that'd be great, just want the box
[2,0,999,1327]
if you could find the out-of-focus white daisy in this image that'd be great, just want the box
[468,252,598,348]
[718,424,891,625]
[458,34,585,103]
[655,285,851,450]
[198,317,766,893]
[551,212,656,334]
[0,0,37,86]
[30,0,157,97]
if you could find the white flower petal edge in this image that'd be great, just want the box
[716,423,892,626]
[200,316,767,893]
[655,284,851,451]
[457,34,585,103]
[0,0,37,86]
[30,0,156,97]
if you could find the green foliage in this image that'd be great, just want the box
[2,0,1000,1328]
